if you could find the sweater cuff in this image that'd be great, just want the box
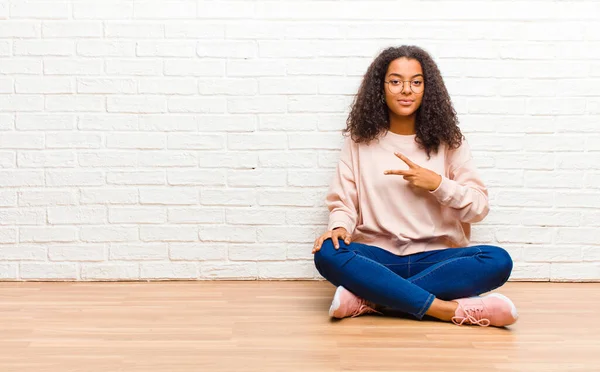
[327,211,355,234]
[429,175,457,205]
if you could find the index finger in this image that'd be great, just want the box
[394,152,419,169]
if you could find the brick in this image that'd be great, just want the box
[0,244,46,260]
[18,151,75,168]
[14,40,72,56]
[138,78,197,95]
[80,188,138,204]
[0,132,44,149]
[228,96,286,114]
[107,171,165,186]
[47,133,103,149]
[169,243,227,261]
[20,263,78,280]
[0,228,17,243]
[198,152,257,169]
[107,133,165,149]
[225,208,286,225]
[258,261,315,279]
[46,95,105,112]
[0,208,45,225]
[81,264,139,280]
[0,21,40,37]
[551,263,600,281]
[135,1,196,19]
[140,115,197,132]
[199,225,255,243]
[228,133,287,150]
[257,226,318,243]
[77,40,135,57]
[288,96,351,113]
[109,243,168,260]
[201,188,256,206]
[0,95,44,112]
[10,1,69,19]
[524,246,582,263]
[168,134,224,149]
[0,264,18,279]
[229,244,286,261]
[168,97,226,113]
[197,41,256,58]
[167,170,225,186]
[77,78,137,94]
[108,207,167,224]
[20,227,77,243]
[138,151,198,167]
[106,22,164,38]
[259,114,317,131]
[140,187,198,205]
[140,263,198,279]
[17,114,75,130]
[48,206,106,224]
[136,41,196,57]
[258,152,317,168]
[78,151,137,168]
[18,189,77,207]
[49,244,105,262]
[227,169,286,187]
[198,78,258,96]
[0,170,44,187]
[510,262,549,281]
[44,59,104,75]
[80,226,138,243]
[107,96,167,113]
[165,59,224,76]
[106,59,163,75]
[166,22,223,38]
[168,208,225,224]
[42,21,102,37]
[74,2,134,19]
[200,262,257,280]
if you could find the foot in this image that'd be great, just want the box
[329,286,382,319]
[452,293,518,327]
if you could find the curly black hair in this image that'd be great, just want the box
[344,45,463,158]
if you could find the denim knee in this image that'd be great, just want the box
[313,239,336,268]
[482,245,513,283]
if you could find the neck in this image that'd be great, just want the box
[388,111,416,135]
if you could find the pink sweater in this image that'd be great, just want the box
[326,130,490,256]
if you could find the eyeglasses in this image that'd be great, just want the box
[384,79,424,94]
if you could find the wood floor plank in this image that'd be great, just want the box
[0,281,598,372]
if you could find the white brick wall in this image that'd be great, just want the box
[0,0,599,281]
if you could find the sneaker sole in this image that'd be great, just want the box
[485,293,519,321]
[328,286,345,317]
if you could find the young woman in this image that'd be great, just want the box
[312,45,517,328]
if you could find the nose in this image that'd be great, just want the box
[401,81,411,94]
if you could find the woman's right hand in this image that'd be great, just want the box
[312,227,352,254]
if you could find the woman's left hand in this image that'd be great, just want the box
[384,153,442,192]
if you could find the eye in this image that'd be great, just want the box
[389,80,401,85]
[412,80,423,86]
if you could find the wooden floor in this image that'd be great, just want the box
[0,281,598,372]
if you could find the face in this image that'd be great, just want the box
[383,57,424,118]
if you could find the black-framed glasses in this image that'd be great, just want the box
[384,79,424,94]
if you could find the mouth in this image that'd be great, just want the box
[397,100,414,106]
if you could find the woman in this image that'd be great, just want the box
[312,45,517,328]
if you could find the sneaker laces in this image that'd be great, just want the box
[350,299,383,318]
[451,304,491,327]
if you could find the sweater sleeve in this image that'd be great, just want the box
[428,139,490,223]
[326,137,359,234]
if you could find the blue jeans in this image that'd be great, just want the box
[313,240,513,319]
